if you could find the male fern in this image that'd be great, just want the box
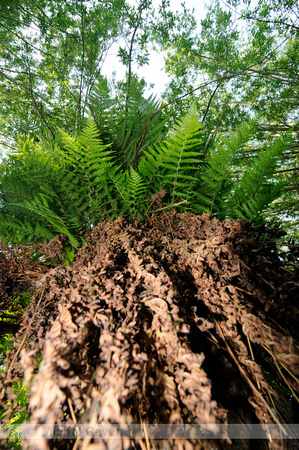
[0,103,286,248]
[138,102,204,207]
[229,138,287,222]
[194,121,254,217]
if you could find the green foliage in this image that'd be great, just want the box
[0,119,115,246]
[0,335,14,365]
[195,121,254,216]
[138,102,204,206]
[89,77,168,168]
[1,294,31,447]
[123,167,147,218]
[0,293,31,356]
[229,138,287,223]
[0,0,297,236]
[63,244,76,266]
[160,0,298,235]
[0,0,182,143]
[0,381,29,448]
[5,292,31,317]
[0,102,286,248]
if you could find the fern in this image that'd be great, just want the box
[87,76,114,141]
[59,119,115,225]
[123,167,147,218]
[194,120,255,217]
[113,95,167,167]
[0,120,118,246]
[229,138,286,223]
[0,213,55,245]
[138,102,204,207]
[0,103,287,248]
[90,78,167,167]
[11,196,80,248]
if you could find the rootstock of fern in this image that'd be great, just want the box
[0,102,286,248]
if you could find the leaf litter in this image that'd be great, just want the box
[0,212,298,449]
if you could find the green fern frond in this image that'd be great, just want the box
[122,167,147,218]
[89,78,167,168]
[58,118,116,224]
[0,120,115,245]
[111,93,167,167]
[194,120,256,217]
[0,212,55,246]
[11,197,80,248]
[229,138,286,223]
[87,77,115,140]
[138,102,204,207]
[103,164,128,218]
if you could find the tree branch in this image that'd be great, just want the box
[76,0,86,130]
[25,44,55,137]
[201,79,223,122]
[245,15,299,32]
[125,23,139,114]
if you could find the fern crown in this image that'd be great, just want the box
[0,102,286,247]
